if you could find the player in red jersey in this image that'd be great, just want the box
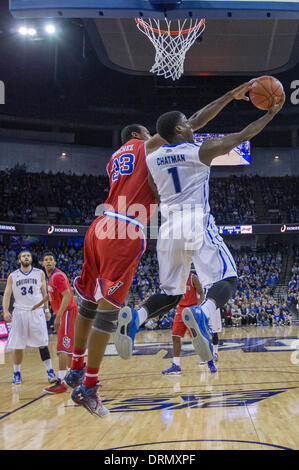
[32,252,79,394]
[65,86,252,417]
[162,272,205,375]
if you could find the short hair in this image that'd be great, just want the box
[156,111,184,143]
[42,251,56,261]
[18,250,32,260]
[121,124,142,144]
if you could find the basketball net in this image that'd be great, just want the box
[135,18,205,81]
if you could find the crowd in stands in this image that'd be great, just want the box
[0,166,108,225]
[209,176,257,225]
[259,176,298,223]
[129,242,294,330]
[0,166,298,225]
[287,247,299,316]
[0,238,297,329]
[0,242,83,284]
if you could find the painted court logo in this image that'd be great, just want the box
[100,387,297,413]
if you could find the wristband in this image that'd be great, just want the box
[45,309,50,313]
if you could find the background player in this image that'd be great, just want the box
[65,81,258,417]
[3,250,57,385]
[33,252,79,394]
[162,271,209,375]
[115,86,285,364]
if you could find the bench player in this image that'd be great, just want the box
[64,81,257,417]
[3,250,57,385]
[115,88,285,364]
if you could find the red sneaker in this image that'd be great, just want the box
[43,379,68,394]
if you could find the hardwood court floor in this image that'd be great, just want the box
[1,325,299,450]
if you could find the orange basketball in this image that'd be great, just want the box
[249,76,284,110]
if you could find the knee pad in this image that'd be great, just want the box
[212,333,218,345]
[143,294,182,319]
[79,299,98,320]
[206,277,238,309]
[92,309,119,334]
[39,346,50,362]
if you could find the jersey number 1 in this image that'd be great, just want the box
[168,167,181,193]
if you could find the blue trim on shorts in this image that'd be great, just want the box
[73,277,94,302]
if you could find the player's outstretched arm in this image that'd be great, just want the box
[188,82,252,131]
[3,275,12,322]
[145,134,168,155]
[199,93,285,166]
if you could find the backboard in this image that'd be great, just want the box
[9,1,299,76]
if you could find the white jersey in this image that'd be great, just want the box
[146,141,211,227]
[10,267,44,310]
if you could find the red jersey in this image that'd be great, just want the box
[46,268,77,314]
[105,139,157,225]
[178,273,199,308]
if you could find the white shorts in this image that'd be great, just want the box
[157,216,237,295]
[6,308,49,350]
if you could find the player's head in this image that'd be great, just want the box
[18,250,32,267]
[42,252,56,271]
[121,124,151,144]
[156,111,194,144]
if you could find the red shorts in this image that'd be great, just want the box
[172,306,192,339]
[74,214,146,308]
[56,306,78,354]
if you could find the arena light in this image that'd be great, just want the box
[45,24,56,34]
[27,28,37,36]
[274,155,279,160]
[18,26,28,35]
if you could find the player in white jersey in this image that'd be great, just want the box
[115,83,285,365]
[3,250,57,385]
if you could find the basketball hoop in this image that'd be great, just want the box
[135,17,205,81]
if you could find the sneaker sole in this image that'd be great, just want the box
[114,307,134,360]
[71,393,110,418]
[162,371,181,375]
[43,388,68,394]
[182,308,213,362]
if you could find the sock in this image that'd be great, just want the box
[83,367,99,388]
[201,299,217,323]
[43,359,53,371]
[13,364,21,373]
[173,357,180,366]
[58,370,66,381]
[213,344,219,355]
[72,347,86,370]
[137,307,148,326]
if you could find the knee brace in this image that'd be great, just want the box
[39,346,50,362]
[92,309,119,334]
[79,299,98,320]
[212,333,219,345]
[206,277,238,309]
[143,294,182,320]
